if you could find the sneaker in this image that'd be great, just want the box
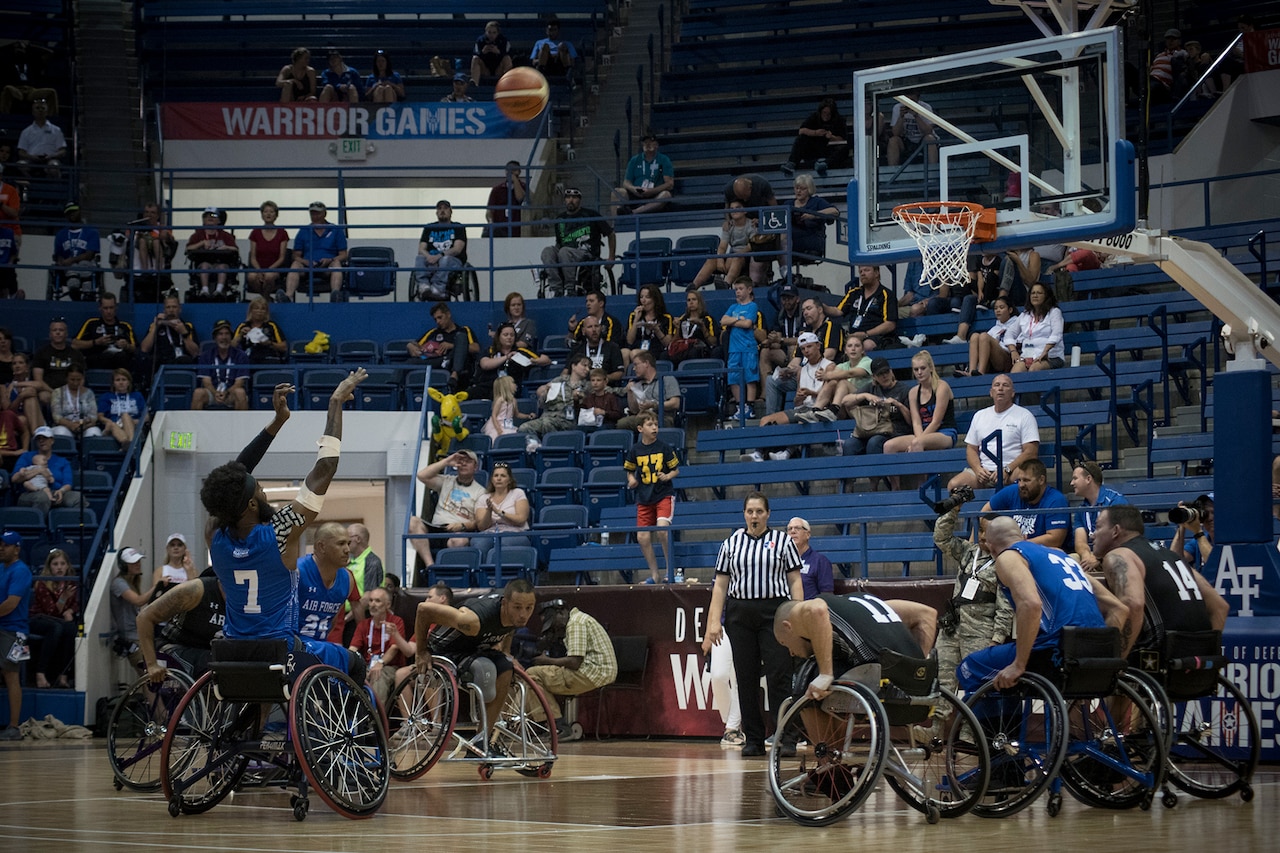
[780,161,796,176]
[814,158,828,176]
[813,407,838,423]
[0,726,21,741]
[273,288,289,303]
[744,450,765,462]
[768,450,791,461]
[720,728,746,748]
[740,741,766,757]
[944,335,968,345]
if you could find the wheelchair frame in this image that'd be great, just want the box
[107,653,196,792]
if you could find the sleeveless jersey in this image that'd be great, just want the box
[428,594,513,657]
[297,556,357,644]
[161,575,225,650]
[1120,536,1213,651]
[1006,541,1105,649]
[821,592,923,669]
[210,523,298,640]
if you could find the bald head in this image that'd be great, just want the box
[984,516,1025,555]
[312,522,351,571]
[347,523,370,553]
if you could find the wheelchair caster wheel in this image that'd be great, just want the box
[1241,786,1254,803]
[290,795,299,808]
[167,798,182,818]
[478,764,494,781]
[925,802,941,825]
[293,798,309,822]
[1140,794,1153,811]
[570,722,584,741]
[537,762,554,779]
[1162,790,1178,809]
[113,777,123,791]
[1046,792,1062,817]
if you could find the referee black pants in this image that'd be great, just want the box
[725,596,791,747]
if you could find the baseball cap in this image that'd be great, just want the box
[797,332,821,347]
[212,319,233,334]
[453,72,469,82]
[563,187,582,197]
[202,205,220,217]
[456,449,479,463]
[34,425,54,439]
[121,548,145,564]
[166,532,188,547]
[0,531,21,546]
[308,200,327,211]
[63,201,80,214]
[539,597,568,613]
[777,283,799,299]
[870,356,893,374]
[1165,28,1181,38]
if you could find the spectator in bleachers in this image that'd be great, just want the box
[758,333,833,440]
[34,317,85,391]
[29,548,77,689]
[1069,461,1128,571]
[828,264,897,353]
[532,17,577,79]
[782,98,849,177]
[625,412,680,584]
[0,155,22,260]
[569,315,623,383]
[0,220,15,300]
[96,368,145,448]
[52,202,101,298]
[955,294,1020,378]
[0,328,15,385]
[623,285,674,365]
[5,352,47,433]
[942,252,1004,347]
[155,532,196,588]
[579,368,622,428]
[471,21,514,85]
[999,246,1041,307]
[1170,493,1215,568]
[485,162,527,238]
[413,200,467,301]
[408,302,479,392]
[319,49,362,103]
[724,174,779,287]
[542,188,616,298]
[617,350,680,430]
[275,47,317,103]
[72,292,135,372]
[882,350,957,466]
[0,399,27,472]
[245,201,289,297]
[789,174,837,261]
[409,450,487,571]
[1045,247,1102,279]
[813,335,872,415]
[234,296,288,364]
[981,458,1070,549]
[472,322,549,401]
[1,41,58,114]
[670,287,719,365]
[17,448,52,505]
[474,461,532,564]
[348,586,409,705]
[483,375,531,438]
[948,373,1039,491]
[139,292,199,368]
[190,319,249,411]
[887,92,938,166]
[50,366,101,441]
[365,50,405,103]
[896,261,939,325]
[185,206,238,298]
[614,133,675,216]
[1182,40,1217,98]
[442,72,474,103]
[16,99,65,178]
[690,200,755,289]
[1149,28,1188,104]
[126,202,177,278]
[1009,282,1064,373]
[567,289,625,348]
[721,278,764,415]
[110,547,156,671]
[282,201,347,302]
[519,354,591,438]
[786,517,833,599]
[840,357,911,459]
[13,426,79,513]
[0,529,32,739]
[502,291,539,349]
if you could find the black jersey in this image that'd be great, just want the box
[161,576,225,650]
[1121,537,1213,651]
[820,592,923,670]
[428,594,514,657]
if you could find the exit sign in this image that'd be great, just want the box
[167,430,197,451]
[335,137,367,161]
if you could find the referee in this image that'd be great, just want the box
[702,491,803,756]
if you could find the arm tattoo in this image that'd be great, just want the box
[1103,552,1129,596]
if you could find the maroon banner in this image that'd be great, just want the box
[1244,29,1280,73]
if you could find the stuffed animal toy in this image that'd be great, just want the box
[428,386,469,456]
[303,330,331,354]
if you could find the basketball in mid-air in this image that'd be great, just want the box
[494,67,550,122]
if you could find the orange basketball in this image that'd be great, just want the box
[494,67,550,122]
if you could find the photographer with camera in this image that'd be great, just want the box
[1169,493,1214,568]
[924,490,1013,738]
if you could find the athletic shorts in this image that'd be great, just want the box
[727,350,759,387]
[637,496,674,527]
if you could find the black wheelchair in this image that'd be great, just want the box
[159,639,389,821]
[386,655,558,781]
[768,650,991,827]
[107,651,196,792]
[184,249,242,303]
[410,263,480,302]
[46,258,104,301]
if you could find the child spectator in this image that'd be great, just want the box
[482,375,528,439]
[624,413,680,584]
[580,367,622,428]
[20,450,52,504]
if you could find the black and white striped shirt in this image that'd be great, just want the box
[715,528,802,599]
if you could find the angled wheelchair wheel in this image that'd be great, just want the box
[884,687,990,820]
[1166,673,1259,801]
[290,665,390,819]
[966,672,1068,819]
[109,667,196,792]
[1060,678,1168,810]
[388,662,459,780]
[159,671,251,814]
[490,665,559,778]
[768,681,890,827]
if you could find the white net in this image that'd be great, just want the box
[892,202,982,289]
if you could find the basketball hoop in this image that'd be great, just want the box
[892,201,993,289]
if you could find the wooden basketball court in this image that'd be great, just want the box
[1,738,1271,852]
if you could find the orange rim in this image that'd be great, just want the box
[892,201,985,227]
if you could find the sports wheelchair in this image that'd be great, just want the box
[964,627,1169,818]
[768,650,991,827]
[410,264,480,302]
[385,655,558,781]
[159,639,390,821]
[107,651,197,792]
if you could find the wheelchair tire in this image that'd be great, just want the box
[109,667,196,792]
[884,687,990,819]
[159,671,250,814]
[767,681,890,827]
[966,671,1069,819]
[387,662,459,781]
[1060,677,1169,809]
[1166,673,1259,800]
[490,665,559,777]
[290,665,390,819]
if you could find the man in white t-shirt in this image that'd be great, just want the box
[408,450,487,575]
[949,373,1039,490]
[754,333,835,461]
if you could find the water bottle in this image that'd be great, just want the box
[601,527,610,547]
[487,322,495,341]
[835,431,845,456]
[674,567,685,583]
[526,435,539,455]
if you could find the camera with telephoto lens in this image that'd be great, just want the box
[932,485,975,515]
[1168,506,1199,525]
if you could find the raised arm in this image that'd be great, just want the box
[291,368,367,525]
[136,579,205,682]
[235,383,294,472]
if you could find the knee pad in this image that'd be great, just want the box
[469,656,498,703]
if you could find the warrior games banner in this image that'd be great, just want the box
[160,102,539,141]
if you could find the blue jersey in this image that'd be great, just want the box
[54,226,100,261]
[724,300,759,354]
[209,523,298,640]
[297,555,355,644]
[1006,541,1105,649]
[989,484,1071,539]
[0,226,15,265]
[1075,486,1128,548]
[0,558,32,632]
